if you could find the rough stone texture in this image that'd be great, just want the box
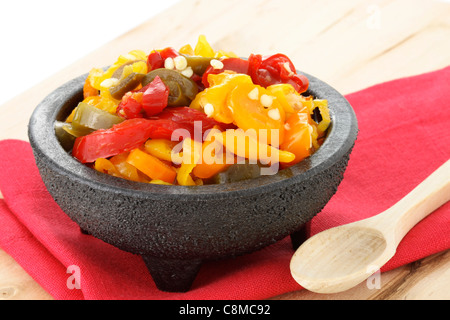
[28,71,358,292]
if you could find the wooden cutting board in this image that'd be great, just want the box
[0,0,449,300]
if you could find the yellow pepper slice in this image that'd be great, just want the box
[189,72,253,124]
[314,99,331,134]
[120,61,148,80]
[65,107,77,123]
[266,84,297,114]
[215,50,238,58]
[94,158,123,178]
[176,138,202,186]
[144,139,178,162]
[95,89,121,114]
[213,129,295,165]
[110,152,146,182]
[149,180,173,185]
[179,44,194,56]
[194,35,215,57]
[177,164,196,186]
[184,35,237,58]
[89,50,148,90]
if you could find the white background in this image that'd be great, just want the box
[0,0,180,106]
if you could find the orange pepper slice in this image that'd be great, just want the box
[280,110,313,166]
[83,74,99,99]
[227,83,285,145]
[126,148,176,183]
[192,129,233,179]
[144,139,178,162]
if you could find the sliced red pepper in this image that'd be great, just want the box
[202,57,250,88]
[286,73,309,94]
[72,118,157,163]
[146,50,164,71]
[72,118,192,163]
[160,47,180,60]
[144,119,191,141]
[248,54,262,84]
[248,53,309,93]
[116,92,144,119]
[141,76,169,116]
[150,106,231,137]
[146,47,180,71]
[153,106,214,124]
[73,107,229,163]
[116,76,169,119]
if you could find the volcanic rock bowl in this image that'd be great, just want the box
[28,71,358,292]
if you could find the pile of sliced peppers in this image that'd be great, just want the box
[55,35,331,186]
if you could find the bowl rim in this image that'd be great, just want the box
[28,71,358,201]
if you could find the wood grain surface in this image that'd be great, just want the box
[0,0,449,300]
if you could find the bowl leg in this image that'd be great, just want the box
[142,255,202,292]
[289,221,311,250]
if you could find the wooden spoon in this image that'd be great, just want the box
[290,160,450,294]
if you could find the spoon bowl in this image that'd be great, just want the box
[291,226,389,293]
[290,159,450,294]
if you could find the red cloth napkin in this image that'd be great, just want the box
[0,66,449,300]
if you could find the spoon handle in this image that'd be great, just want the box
[377,160,450,247]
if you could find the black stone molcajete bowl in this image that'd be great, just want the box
[28,71,357,292]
